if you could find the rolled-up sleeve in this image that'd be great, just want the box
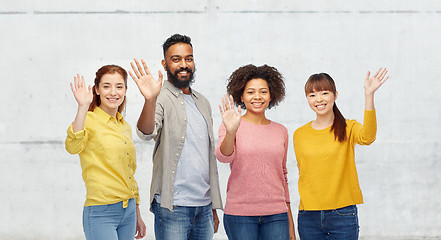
[65,124,88,154]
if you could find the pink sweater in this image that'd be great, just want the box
[215,119,290,216]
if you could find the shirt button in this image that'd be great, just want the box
[172,171,175,174]
[171,189,174,192]
[125,142,127,144]
[176,153,179,157]
[129,176,131,179]
[181,136,184,139]
[126,153,129,155]
[184,118,187,121]
[181,102,183,105]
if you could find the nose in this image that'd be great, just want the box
[111,86,117,95]
[179,59,188,68]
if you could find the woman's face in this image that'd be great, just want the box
[306,89,337,117]
[241,78,271,114]
[96,73,126,115]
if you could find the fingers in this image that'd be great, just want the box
[158,70,163,83]
[135,58,146,76]
[218,104,224,115]
[229,95,235,110]
[373,68,382,78]
[141,59,152,76]
[128,70,138,83]
[378,68,388,79]
[130,59,141,79]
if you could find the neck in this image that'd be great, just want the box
[312,112,334,129]
[242,112,270,125]
[181,87,191,95]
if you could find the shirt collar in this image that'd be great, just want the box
[164,80,199,99]
[93,106,124,123]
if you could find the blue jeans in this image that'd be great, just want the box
[223,212,289,240]
[83,198,136,240]
[298,205,359,240]
[151,199,214,240]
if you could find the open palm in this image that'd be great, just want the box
[219,95,242,134]
[365,68,389,95]
[129,58,163,100]
[70,74,93,107]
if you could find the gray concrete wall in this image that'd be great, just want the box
[1,0,440,239]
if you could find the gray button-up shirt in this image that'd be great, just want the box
[137,80,223,211]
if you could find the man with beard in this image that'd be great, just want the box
[129,34,223,240]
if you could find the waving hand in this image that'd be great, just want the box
[129,58,163,100]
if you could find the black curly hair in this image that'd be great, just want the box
[226,64,285,110]
[162,34,192,56]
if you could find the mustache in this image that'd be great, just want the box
[174,67,192,75]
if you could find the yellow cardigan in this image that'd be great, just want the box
[293,110,376,210]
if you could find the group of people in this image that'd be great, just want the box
[65,33,389,240]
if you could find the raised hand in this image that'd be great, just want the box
[364,68,389,96]
[70,74,93,107]
[129,58,163,100]
[219,94,242,134]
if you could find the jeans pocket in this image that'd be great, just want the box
[90,204,109,214]
[298,210,306,215]
[334,205,356,216]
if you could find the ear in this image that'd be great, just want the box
[335,91,338,101]
[94,86,99,95]
[161,60,167,72]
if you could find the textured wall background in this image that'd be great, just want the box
[1,0,440,239]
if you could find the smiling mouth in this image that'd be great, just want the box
[107,98,120,102]
[316,104,326,110]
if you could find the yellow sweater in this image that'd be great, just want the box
[293,110,376,210]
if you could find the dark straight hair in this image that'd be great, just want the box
[305,73,347,142]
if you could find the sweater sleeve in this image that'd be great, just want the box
[282,130,291,203]
[352,110,377,145]
[215,122,236,163]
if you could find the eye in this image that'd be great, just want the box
[308,94,315,97]
[186,57,193,62]
[117,86,124,89]
[246,91,254,94]
[172,58,180,62]
[103,85,110,89]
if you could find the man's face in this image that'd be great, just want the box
[162,43,195,89]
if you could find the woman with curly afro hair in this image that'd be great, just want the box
[215,64,296,240]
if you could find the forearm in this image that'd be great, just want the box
[72,105,89,133]
[137,98,157,134]
[219,131,236,156]
[365,93,375,111]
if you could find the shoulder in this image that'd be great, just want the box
[294,122,311,137]
[270,121,288,133]
[345,118,361,131]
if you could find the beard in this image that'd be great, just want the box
[166,65,196,89]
